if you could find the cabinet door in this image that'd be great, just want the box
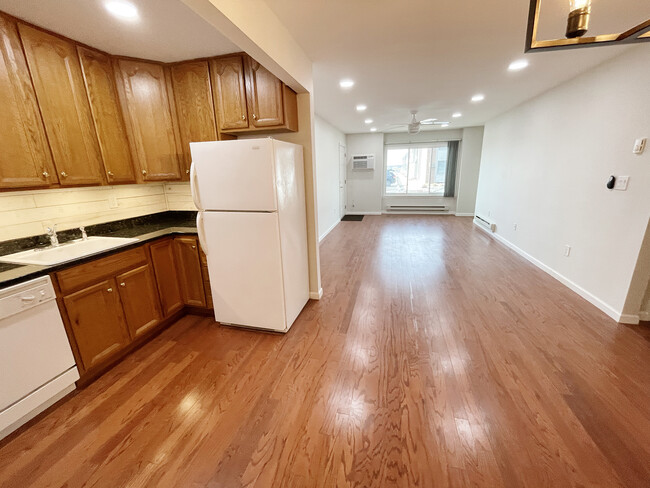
[171,61,218,177]
[174,236,206,307]
[77,46,136,184]
[116,264,162,338]
[149,239,183,316]
[63,279,131,371]
[209,55,249,130]
[244,57,284,128]
[116,59,181,181]
[0,15,57,189]
[18,23,104,186]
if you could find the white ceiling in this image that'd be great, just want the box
[0,0,239,62]
[265,0,646,134]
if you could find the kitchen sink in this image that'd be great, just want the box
[0,236,139,266]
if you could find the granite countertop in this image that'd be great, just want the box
[0,211,198,289]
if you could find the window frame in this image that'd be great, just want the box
[383,142,449,197]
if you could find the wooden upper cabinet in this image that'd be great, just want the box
[18,23,104,186]
[115,59,181,181]
[174,236,206,307]
[116,264,162,338]
[0,15,57,189]
[63,278,131,371]
[210,55,249,131]
[244,57,284,127]
[77,47,136,184]
[170,60,218,177]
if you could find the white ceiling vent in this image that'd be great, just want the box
[351,154,375,170]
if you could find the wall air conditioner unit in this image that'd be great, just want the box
[351,154,375,171]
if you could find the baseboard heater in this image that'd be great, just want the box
[386,205,449,213]
[474,215,496,232]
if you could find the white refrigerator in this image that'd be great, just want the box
[190,138,309,333]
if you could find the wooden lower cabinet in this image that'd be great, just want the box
[117,264,162,338]
[63,278,131,371]
[149,238,184,316]
[174,236,206,307]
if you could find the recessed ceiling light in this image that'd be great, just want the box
[471,94,485,102]
[452,112,462,118]
[370,127,377,132]
[508,59,529,71]
[364,118,373,124]
[356,104,367,112]
[440,123,450,128]
[104,0,139,21]
[339,79,354,89]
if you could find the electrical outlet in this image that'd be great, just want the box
[564,245,571,257]
[513,223,518,231]
[614,176,629,191]
[108,193,118,208]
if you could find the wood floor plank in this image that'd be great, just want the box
[0,215,648,488]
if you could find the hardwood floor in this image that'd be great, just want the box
[1,216,648,487]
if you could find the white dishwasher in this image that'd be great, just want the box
[0,275,79,440]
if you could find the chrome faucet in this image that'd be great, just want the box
[80,226,88,241]
[46,225,59,247]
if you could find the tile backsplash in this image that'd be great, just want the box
[0,182,197,241]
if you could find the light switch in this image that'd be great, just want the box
[614,176,629,191]
[633,138,646,155]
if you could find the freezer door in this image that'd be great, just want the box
[190,139,277,212]
[199,211,287,331]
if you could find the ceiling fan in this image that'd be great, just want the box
[387,110,449,134]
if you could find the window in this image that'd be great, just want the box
[385,143,449,195]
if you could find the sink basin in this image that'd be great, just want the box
[0,236,139,266]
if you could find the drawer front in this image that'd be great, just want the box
[56,246,148,294]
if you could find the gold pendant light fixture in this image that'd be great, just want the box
[525,0,650,52]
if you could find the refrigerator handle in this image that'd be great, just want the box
[196,212,208,256]
[190,162,202,211]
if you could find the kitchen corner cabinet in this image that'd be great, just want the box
[62,279,131,371]
[170,60,219,178]
[77,46,136,184]
[117,264,162,338]
[0,14,57,189]
[174,236,206,307]
[115,59,182,182]
[149,238,184,316]
[18,23,105,186]
[212,54,298,134]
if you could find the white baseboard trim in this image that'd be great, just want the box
[345,211,382,216]
[454,212,475,217]
[319,219,340,242]
[473,221,627,324]
[309,288,323,300]
[639,311,650,322]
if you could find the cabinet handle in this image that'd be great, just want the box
[252,114,257,120]
[42,170,49,178]
[186,169,190,174]
[60,171,68,178]
[107,171,114,177]
[191,245,196,249]
[141,169,147,176]
[107,287,113,292]
[241,114,246,120]
[120,282,126,287]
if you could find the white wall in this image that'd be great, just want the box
[456,126,485,216]
[475,45,650,322]
[346,133,385,214]
[345,128,484,215]
[314,116,346,239]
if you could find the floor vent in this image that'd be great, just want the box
[385,205,449,213]
[474,215,496,232]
